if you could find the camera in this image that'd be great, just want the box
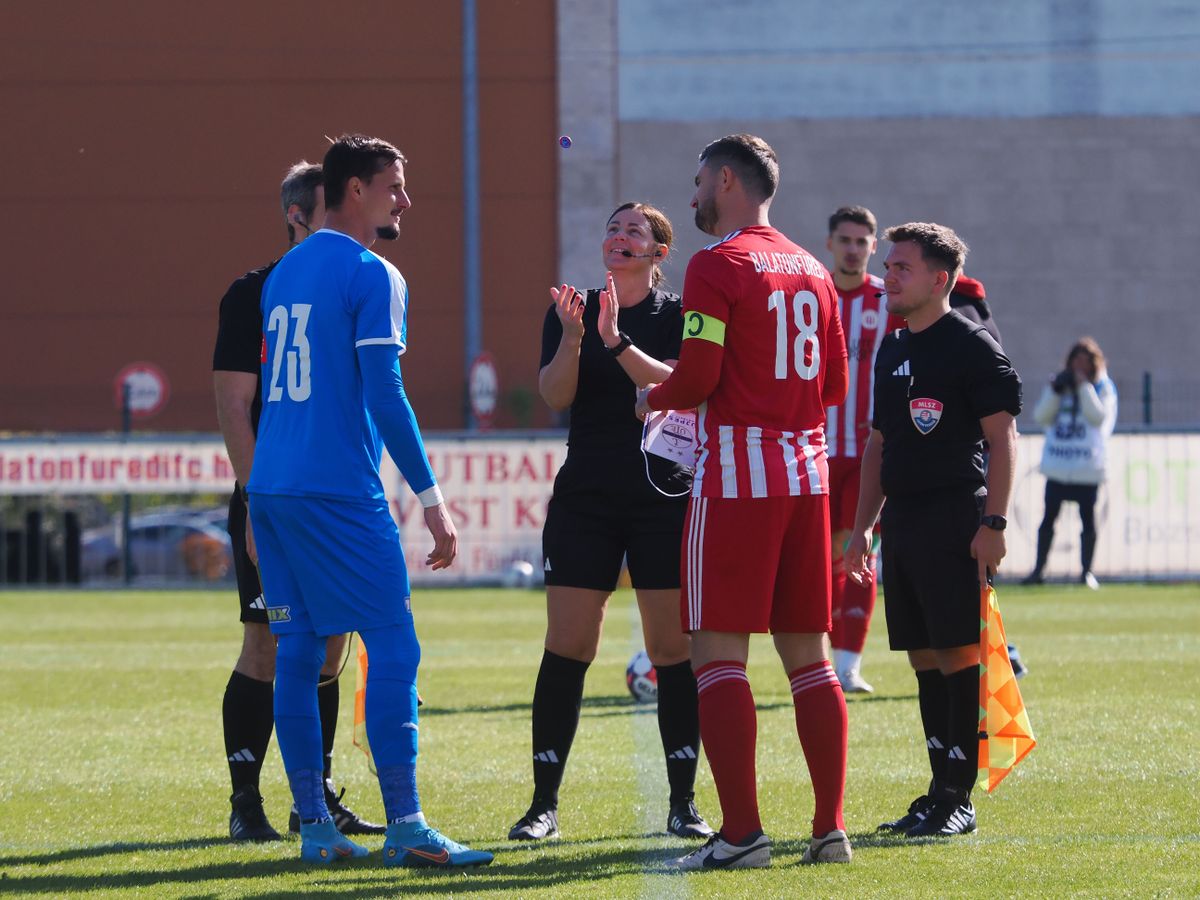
[1051,369,1076,394]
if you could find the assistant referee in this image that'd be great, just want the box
[844,222,1021,838]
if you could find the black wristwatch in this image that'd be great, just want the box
[606,332,633,357]
[980,514,1007,531]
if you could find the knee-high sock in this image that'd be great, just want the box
[943,665,980,794]
[788,660,848,836]
[223,670,274,793]
[359,622,422,823]
[655,660,700,803]
[275,631,329,822]
[530,650,589,809]
[317,678,339,782]
[915,668,949,787]
[695,660,760,843]
[832,557,876,654]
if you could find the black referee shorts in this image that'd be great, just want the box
[880,489,985,651]
[542,487,687,592]
[226,490,268,625]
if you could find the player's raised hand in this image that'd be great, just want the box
[423,502,458,570]
[550,284,586,343]
[597,271,620,347]
[844,529,874,587]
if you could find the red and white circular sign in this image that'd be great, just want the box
[114,362,170,419]
[468,352,499,427]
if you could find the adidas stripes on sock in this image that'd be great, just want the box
[787,660,848,836]
[943,665,980,794]
[317,677,339,782]
[654,660,701,804]
[530,649,590,809]
[695,660,761,844]
[915,668,950,786]
[223,670,275,793]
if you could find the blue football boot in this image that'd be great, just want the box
[298,819,370,864]
[383,815,494,868]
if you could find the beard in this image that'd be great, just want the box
[375,224,400,241]
[694,197,719,235]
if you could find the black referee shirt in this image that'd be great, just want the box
[872,310,1021,498]
[212,261,277,435]
[539,287,689,496]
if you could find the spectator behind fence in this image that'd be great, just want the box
[1022,337,1118,590]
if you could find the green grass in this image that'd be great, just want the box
[0,583,1197,898]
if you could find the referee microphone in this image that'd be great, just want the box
[619,249,663,259]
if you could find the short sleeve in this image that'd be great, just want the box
[351,256,408,355]
[539,303,562,369]
[965,330,1023,419]
[212,271,266,373]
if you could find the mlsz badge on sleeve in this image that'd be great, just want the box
[642,409,698,465]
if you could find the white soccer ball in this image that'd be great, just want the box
[626,650,658,703]
[501,559,536,588]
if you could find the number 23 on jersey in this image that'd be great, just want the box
[265,303,312,402]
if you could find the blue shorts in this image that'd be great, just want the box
[248,493,412,636]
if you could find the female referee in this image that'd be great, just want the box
[508,202,712,842]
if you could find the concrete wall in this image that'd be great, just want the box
[550,0,1200,427]
[615,115,1200,426]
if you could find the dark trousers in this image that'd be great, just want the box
[1033,480,1099,575]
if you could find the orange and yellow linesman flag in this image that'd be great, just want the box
[978,584,1036,791]
[352,635,376,775]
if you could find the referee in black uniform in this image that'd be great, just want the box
[844,222,1021,838]
[213,161,381,841]
[508,202,711,843]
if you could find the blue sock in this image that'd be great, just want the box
[360,623,422,821]
[275,631,329,823]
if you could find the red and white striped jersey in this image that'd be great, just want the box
[825,274,902,459]
[681,226,847,499]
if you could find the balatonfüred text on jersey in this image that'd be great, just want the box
[681,226,847,499]
[825,274,903,459]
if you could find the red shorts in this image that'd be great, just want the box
[681,494,831,634]
[827,456,862,533]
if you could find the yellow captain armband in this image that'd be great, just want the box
[682,311,726,346]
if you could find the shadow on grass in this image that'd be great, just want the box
[0,838,228,867]
[0,842,673,896]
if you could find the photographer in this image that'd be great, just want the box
[1023,337,1118,588]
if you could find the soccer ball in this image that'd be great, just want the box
[626,650,658,703]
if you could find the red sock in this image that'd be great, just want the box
[695,660,760,842]
[788,660,847,836]
[835,554,876,654]
[830,557,847,649]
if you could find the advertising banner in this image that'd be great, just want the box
[2,433,1194,582]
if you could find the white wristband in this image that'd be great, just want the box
[417,484,444,508]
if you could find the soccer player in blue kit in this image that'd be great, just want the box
[247,133,492,868]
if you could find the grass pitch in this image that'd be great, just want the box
[0,583,1197,898]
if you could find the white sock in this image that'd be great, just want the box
[832,649,862,675]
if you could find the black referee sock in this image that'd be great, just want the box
[654,660,701,804]
[223,670,274,794]
[530,649,590,810]
[943,665,980,795]
[317,677,340,783]
[914,668,949,788]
